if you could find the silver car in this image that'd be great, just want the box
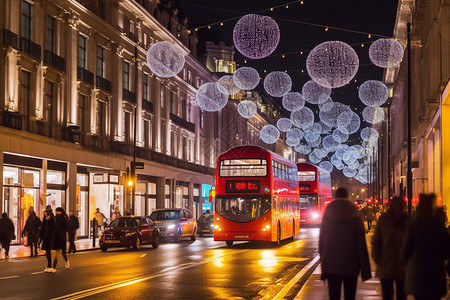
[149,209,197,242]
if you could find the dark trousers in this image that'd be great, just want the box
[367,220,373,231]
[52,249,68,268]
[68,231,76,254]
[327,274,358,300]
[1,240,11,256]
[380,279,406,300]
[29,242,38,256]
[45,250,52,268]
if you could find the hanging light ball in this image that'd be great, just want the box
[319,102,352,128]
[343,167,357,178]
[353,145,365,159]
[332,128,349,143]
[358,80,389,107]
[295,144,312,155]
[306,41,359,88]
[331,154,344,170]
[302,80,332,104]
[314,148,328,159]
[362,106,385,124]
[369,38,404,68]
[233,14,280,59]
[217,75,240,95]
[277,118,292,132]
[343,147,359,165]
[308,151,322,164]
[304,130,321,143]
[319,121,333,134]
[307,136,322,147]
[360,127,379,142]
[335,144,349,160]
[233,67,260,90]
[319,161,334,173]
[260,125,280,144]
[263,71,292,97]
[291,106,315,130]
[323,135,340,152]
[347,160,360,170]
[286,128,304,145]
[336,111,361,134]
[238,100,257,118]
[311,122,324,134]
[282,92,305,112]
[319,98,333,111]
[146,41,186,78]
[196,83,228,112]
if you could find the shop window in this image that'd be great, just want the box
[3,166,19,185]
[47,170,65,184]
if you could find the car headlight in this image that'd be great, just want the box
[167,224,175,230]
[311,212,320,219]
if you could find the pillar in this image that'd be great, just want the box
[188,182,194,213]
[111,44,124,141]
[153,78,161,152]
[65,15,79,126]
[156,177,165,209]
[0,151,3,212]
[41,160,47,209]
[164,85,171,155]
[67,161,77,213]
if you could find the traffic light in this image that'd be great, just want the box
[126,167,135,188]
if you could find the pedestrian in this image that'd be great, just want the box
[111,208,121,221]
[94,208,106,236]
[0,212,15,259]
[365,203,375,232]
[403,194,450,300]
[40,208,55,272]
[68,211,79,254]
[319,187,371,300]
[52,207,70,270]
[22,207,41,257]
[371,196,408,300]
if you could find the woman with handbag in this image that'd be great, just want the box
[22,207,41,257]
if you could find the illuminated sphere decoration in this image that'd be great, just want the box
[352,145,366,159]
[146,41,186,78]
[343,167,357,178]
[331,153,342,166]
[291,107,315,130]
[343,147,359,165]
[358,80,389,107]
[361,127,379,142]
[304,130,321,143]
[369,38,404,68]
[309,152,322,164]
[260,125,280,144]
[323,135,340,152]
[233,14,280,60]
[306,41,359,89]
[314,148,328,159]
[319,98,333,111]
[332,128,349,143]
[319,161,334,173]
[238,100,257,118]
[319,102,352,128]
[195,83,228,112]
[282,92,305,112]
[307,136,322,148]
[295,143,312,155]
[286,128,304,145]
[347,160,360,170]
[362,106,385,124]
[335,144,349,160]
[337,111,361,134]
[311,122,324,134]
[277,118,292,132]
[233,67,260,90]
[263,71,292,97]
[302,80,332,105]
[217,75,240,95]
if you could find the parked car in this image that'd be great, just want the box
[149,209,197,242]
[197,214,214,236]
[99,216,160,252]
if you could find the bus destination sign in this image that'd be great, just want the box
[299,183,311,193]
[225,180,260,193]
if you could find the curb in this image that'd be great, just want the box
[3,245,100,260]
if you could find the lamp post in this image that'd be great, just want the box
[406,22,413,216]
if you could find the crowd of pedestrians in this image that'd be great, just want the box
[320,188,450,300]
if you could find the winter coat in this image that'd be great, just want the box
[52,214,69,250]
[371,212,408,279]
[403,217,450,298]
[23,214,41,243]
[365,205,375,221]
[0,216,15,242]
[319,199,371,281]
[68,215,79,234]
[40,215,55,251]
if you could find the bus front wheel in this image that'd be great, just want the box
[226,240,233,246]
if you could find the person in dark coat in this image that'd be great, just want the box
[0,212,15,259]
[403,194,450,300]
[319,187,371,300]
[365,203,375,231]
[22,207,41,257]
[68,211,79,254]
[371,196,408,300]
[52,207,70,270]
[40,209,55,272]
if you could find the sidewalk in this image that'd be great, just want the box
[1,238,100,259]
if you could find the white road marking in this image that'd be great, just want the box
[0,275,19,280]
[31,271,45,275]
[139,253,147,258]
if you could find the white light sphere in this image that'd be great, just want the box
[309,151,322,164]
[295,143,312,155]
[319,161,334,173]
[238,100,257,118]
[337,111,361,134]
[332,128,349,143]
[196,83,228,112]
[233,67,260,90]
[263,71,292,97]
[369,38,404,68]
[319,102,352,128]
[260,125,280,144]
[282,92,305,112]
[323,135,340,152]
[304,130,321,143]
[319,121,333,134]
[343,167,357,178]
[347,160,360,170]
[302,80,332,104]
[343,147,359,165]
[331,153,343,167]
[311,122,323,134]
[277,118,292,132]
[307,136,322,147]
[362,106,385,124]
[291,107,315,130]
[335,144,349,160]
[286,128,304,145]
[306,41,359,88]
[319,98,334,111]
[360,127,379,142]
[217,75,240,95]
[146,41,186,78]
[233,14,280,59]
[314,148,328,159]
[358,80,389,107]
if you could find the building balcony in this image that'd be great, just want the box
[96,76,111,93]
[2,29,18,49]
[44,50,65,72]
[20,37,41,61]
[170,113,195,133]
[1,110,22,130]
[122,89,136,104]
[134,0,153,14]
[142,100,153,112]
[77,67,94,85]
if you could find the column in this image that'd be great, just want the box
[67,161,77,213]
[64,15,79,126]
[156,177,165,209]
[136,61,143,146]
[164,85,171,155]
[153,78,161,152]
[194,105,200,164]
[0,151,3,212]
[188,182,194,213]
[111,44,124,141]
[41,160,47,208]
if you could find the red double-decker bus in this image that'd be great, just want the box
[214,146,300,246]
[297,163,332,225]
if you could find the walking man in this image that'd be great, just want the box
[0,212,15,259]
[94,208,106,237]
[68,211,79,254]
[22,207,41,257]
[52,207,70,270]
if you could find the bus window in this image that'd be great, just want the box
[215,195,271,223]
[219,159,267,177]
[298,171,315,182]
[299,194,318,209]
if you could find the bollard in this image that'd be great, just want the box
[93,217,96,247]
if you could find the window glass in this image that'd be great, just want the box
[123,61,130,90]
[23,169,40,188]
[150,210,179,221]
[109,217,140,228]
[219,159,267,177]
[78,35,86,68]
[47,170,65,184]
[46,15,55,52]
[300,194,318,209]
[3,166,19,185]
[22,0,32,40]
[298,171,316,182]
[97,46,104,77]
[215,195,271,223]
[77,174,88,186]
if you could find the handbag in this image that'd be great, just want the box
[23,235,28,246]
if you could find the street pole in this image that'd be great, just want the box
[131,46,138,216]
[387,106,391,201]
[407,22,413,215]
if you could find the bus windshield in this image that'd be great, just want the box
[299,194,318,210]
[219,159,267,177]
[215,195,271,223]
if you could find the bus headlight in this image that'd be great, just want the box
[311,212,319,219]
[214,224,219,229]
[263,224,270,231]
